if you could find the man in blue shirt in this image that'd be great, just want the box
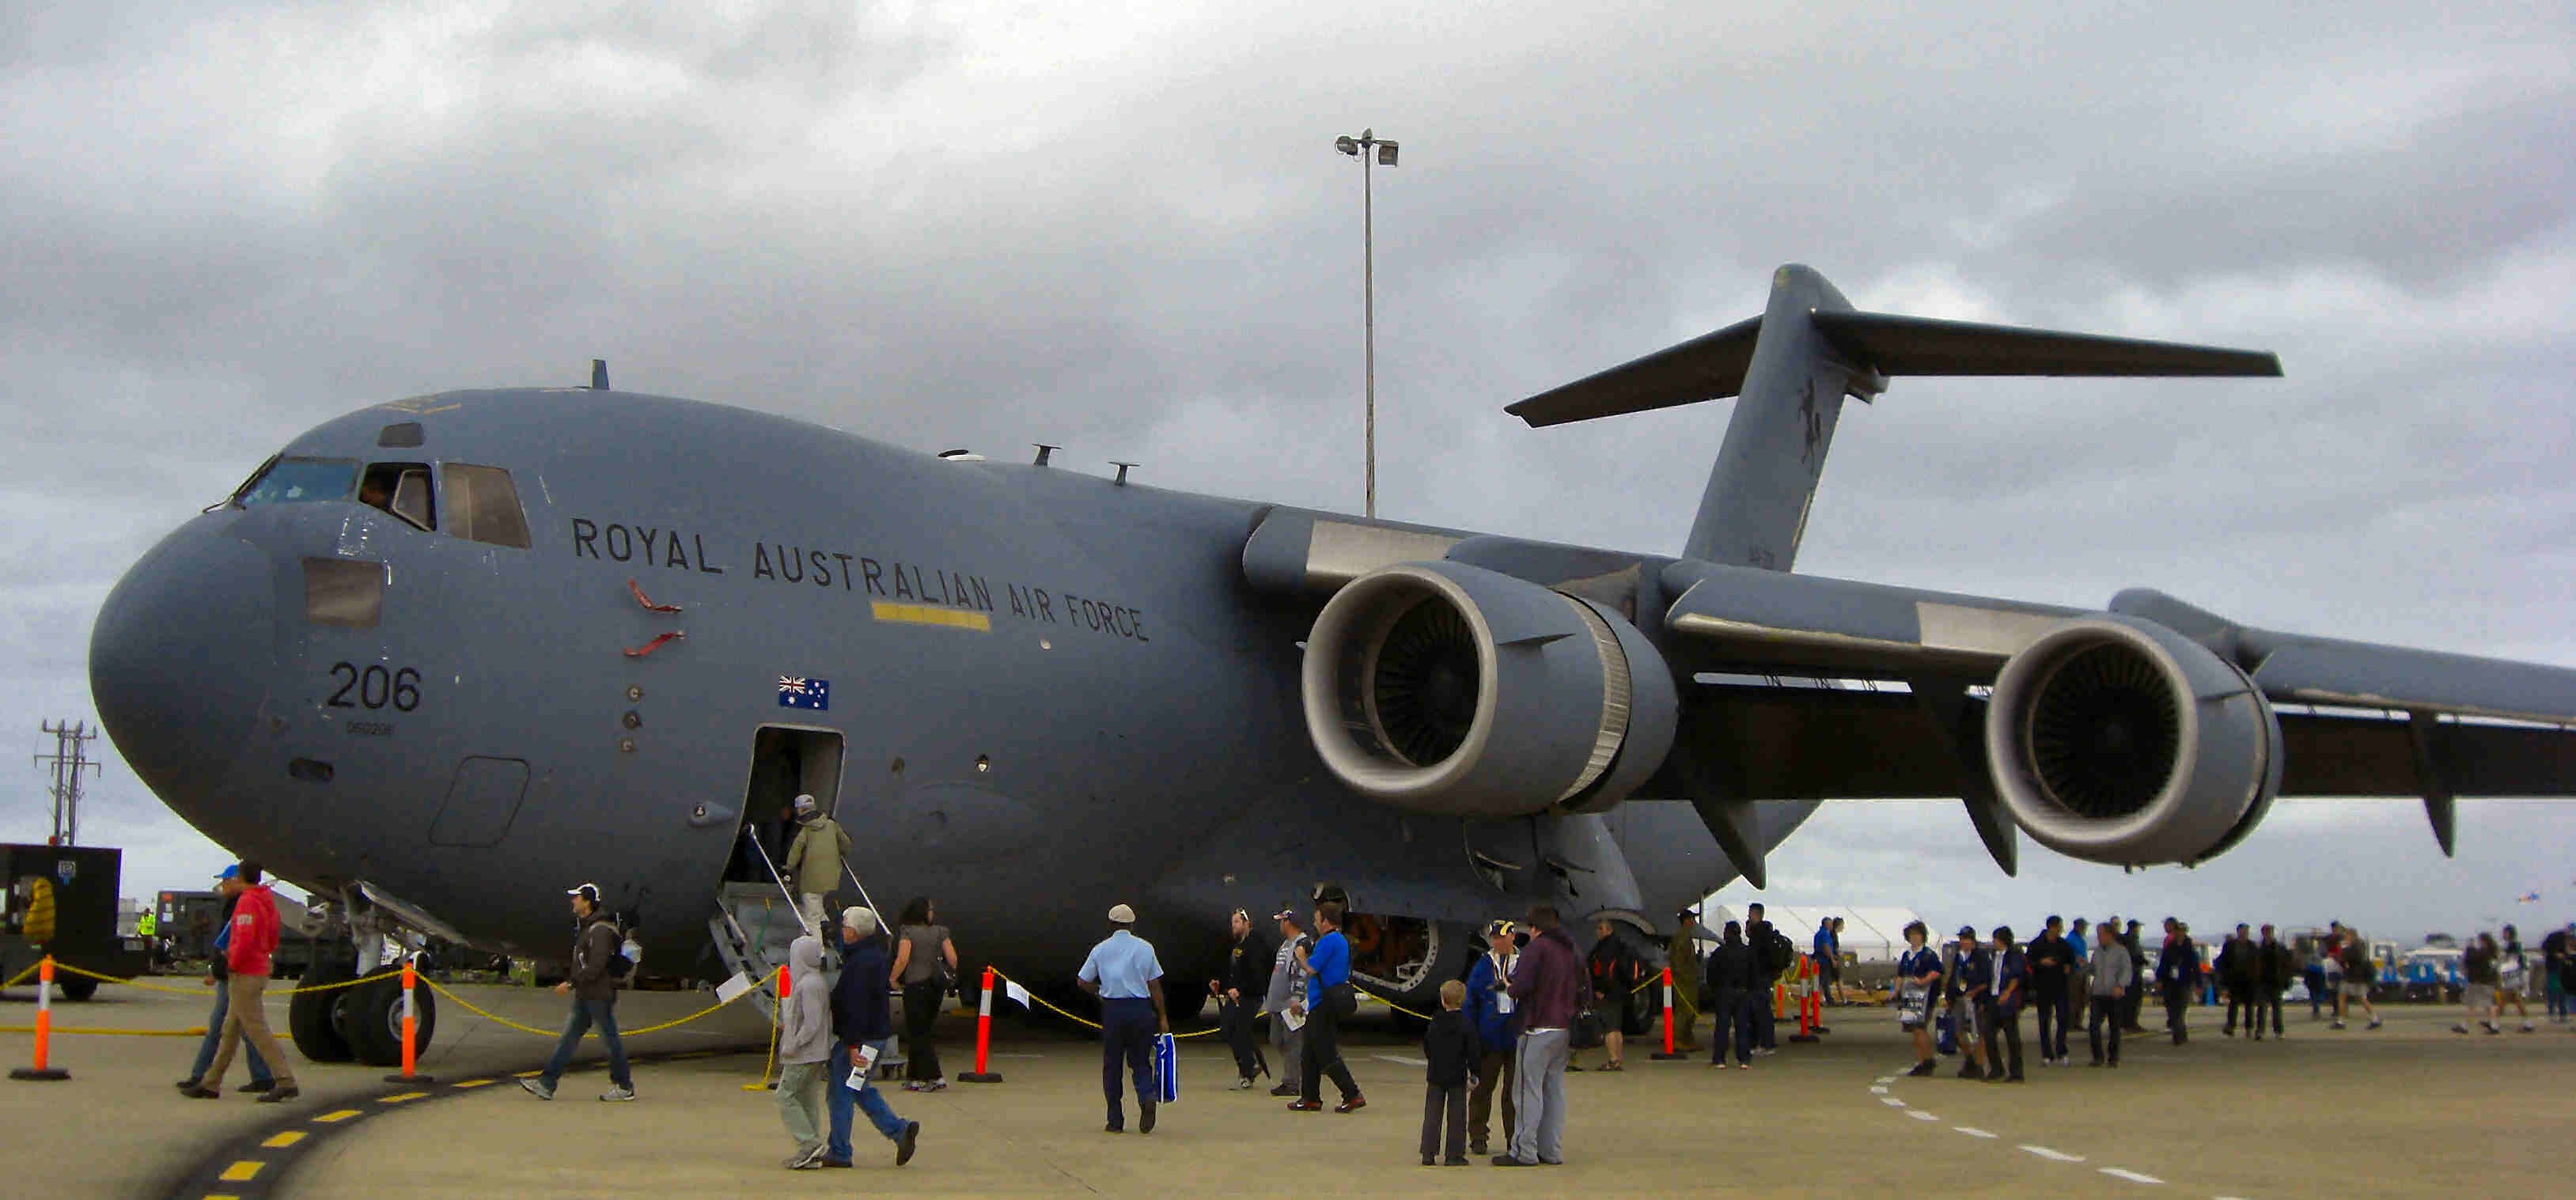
[1947,926,1993,1080]
[1076,903,1169,1134]
[1287,900,1365,1113]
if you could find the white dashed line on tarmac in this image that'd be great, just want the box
[1953,1127,1996,1138]
[1875,1076,1898,1084]
[2020,1145,2085,1163]
[1372,1054,1428,1066]
[1869,1085,1889,1094]
[1880,1096,1907,1107]
[2100,1168,2165,1184]
[1906,1110,1938,1121]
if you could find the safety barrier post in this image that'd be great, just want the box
[9,956,70,1081]
[1789,960,1820,1043]
[382,955,434,1084]
[1650,966,1685,1060]
[960,967,1003,1082]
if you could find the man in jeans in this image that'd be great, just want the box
[519,884,635,1101]
[179,861,297,1102]
[173,865,273,1095]
[1495,904,1585,1168]
[826,907,920,1168]
[2086,922,2133,1067]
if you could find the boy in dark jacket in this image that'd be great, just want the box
[1420,979,1476,1166]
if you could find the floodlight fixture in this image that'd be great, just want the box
[1376,141,1398,166]
[1335,135,1359,156]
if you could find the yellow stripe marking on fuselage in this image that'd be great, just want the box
[871,602,991,632]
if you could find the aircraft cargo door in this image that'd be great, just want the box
[728,726,846,884]
[427,757,531,847]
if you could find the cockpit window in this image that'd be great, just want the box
[361,463,436,531]
[441,464,532,549]
[233,457,356,507]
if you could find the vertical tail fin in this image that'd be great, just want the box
[1503,264,2281,572]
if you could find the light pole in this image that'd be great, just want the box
[1334,129,1398,518]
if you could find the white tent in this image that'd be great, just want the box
[1688,903,1926,965]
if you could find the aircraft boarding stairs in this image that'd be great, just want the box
[705,846,904,1077]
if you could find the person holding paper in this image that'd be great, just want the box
[825,907,920,1169]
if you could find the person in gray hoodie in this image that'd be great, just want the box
[775,933,835,1169]
[2085,921,2135,1067]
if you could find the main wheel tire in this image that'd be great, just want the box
[338,972,431,1068]
[290,953,358,1063]
[57,976,99,1002]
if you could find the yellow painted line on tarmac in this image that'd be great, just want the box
[513,1069,544,1077]
[870,601,991,631]
[203,1194,241,1200]
[453,1078,495,1088]
[261,1131,305,1149]
[218,1161,263,1182]
[312,1109,363,1123]
[379,1091,429,1103]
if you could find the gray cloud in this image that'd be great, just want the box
[3,0,2568,919]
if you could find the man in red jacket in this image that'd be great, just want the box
[184,860,298,1102]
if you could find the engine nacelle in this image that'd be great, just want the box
[1984,615,2282,866]
[1301,562,1678,819]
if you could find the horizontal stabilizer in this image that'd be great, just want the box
[1505,309,2279,428]
[1506,316,1763,428]
[1809,311,2283,379]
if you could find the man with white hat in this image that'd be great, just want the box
[779,793,850,933]
[824,906,919,1168]
[1076,903,1169,1134]
[520,883,635,1101]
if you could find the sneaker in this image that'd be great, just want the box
[600,1086,636,1102]
[1286,1100,1322,1112]
[2367,1019,2382,1030]
[254,1087,300,1104]
[2521,1024,2535,1032]
[1422,1156,1438,1168]
[1233,1077,1255,1091]
[1907,1060,1937,1077]
[1956,1065,1981,1079]
[173,1078,201,1090]
[1140,1102,1157,1134]
[786,1144,827,1170]
[1334,1095,1367,1113]
[2482,1024,2501,1035]
[518,1077,555,1100]
[1443,1156,1471,1166]
[2452,1024,2469,1034]
[1491,1156,1536,1167]
[896,1121,920,1165]
[922,1079,948,1092]
[820,1158,851,1169]
[902,1081,925,1092]
[237,1080,276,1094]
[2331,1020,2347,1030]
[1269,1083,1297,1096]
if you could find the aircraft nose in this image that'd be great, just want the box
[90,522,275,811]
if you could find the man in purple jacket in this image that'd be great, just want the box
[1494,905,1587,1168]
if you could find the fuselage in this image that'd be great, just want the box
[91,388,1792,989]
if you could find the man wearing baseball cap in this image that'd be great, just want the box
[1263,907,1312,1098]
[1075,903,1168,1134]
[521,884,635,1101]
[175,860,283,1096]
[1463,919,1520,1156]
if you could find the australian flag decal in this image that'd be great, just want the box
[777,676,829,711]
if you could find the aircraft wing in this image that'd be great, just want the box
[1653,558,2576,876]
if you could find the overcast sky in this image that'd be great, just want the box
[4,2,2568,937]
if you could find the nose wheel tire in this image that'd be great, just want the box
[57,977,99,1002]
[289,955,358,1062]
[335,971,434,1068]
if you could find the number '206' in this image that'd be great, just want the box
[327,662,420,712]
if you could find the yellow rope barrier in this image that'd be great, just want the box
[49,962,403,996]
[0,1025,207,1036]
[985,966,1436,1032]
[2,962,39,990]
[420,979,752,1039]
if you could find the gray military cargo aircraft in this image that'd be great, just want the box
[89,264,2576,1063]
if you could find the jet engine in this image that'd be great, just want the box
[1983,615,2282,865]
[1301,561,1677,819]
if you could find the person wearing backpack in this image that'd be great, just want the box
[1582,918,1645,1071]
[520,883,636,1102]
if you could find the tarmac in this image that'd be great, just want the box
[6,978,2570,1198]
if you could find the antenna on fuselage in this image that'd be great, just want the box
[1032,444,1059,466]
[590,359,609,390]
[1110,461,1136,485]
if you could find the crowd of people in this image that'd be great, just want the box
[152,843,2576,1177]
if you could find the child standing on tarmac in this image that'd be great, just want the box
[1420,980,1477,1167]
